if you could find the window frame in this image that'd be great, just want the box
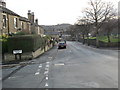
[14,17,18,28]
[3,15,7,28]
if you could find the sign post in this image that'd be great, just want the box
[13,50,22,60]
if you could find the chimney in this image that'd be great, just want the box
[28,10,31,21]
[0,0,6,7]
[35,19,38,25]
[31,12,34,23]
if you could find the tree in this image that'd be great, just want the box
[74,24,85,44]
[102,18,118,45]
[83,0,116,47]
[77,17,91,45]
[66,25,76,40]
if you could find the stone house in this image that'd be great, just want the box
[0,6,21,35]
[27,10,44,36]
[0,1,44,36]
[19,17,31,34]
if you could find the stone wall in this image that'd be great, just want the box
[3,44,53,63]
[78,38,119,47]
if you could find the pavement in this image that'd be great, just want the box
[2,41,118,88]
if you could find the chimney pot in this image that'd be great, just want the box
[0,0,6,7]
[28,10,31,13]
[35,19,38,25]
[31,12,34,15]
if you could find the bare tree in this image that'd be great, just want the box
[66,25,76,40]
[77,17,91,45]
[83,0,116,47]
[103,18,118,45]
[74,24,86,44]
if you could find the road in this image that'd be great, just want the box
[2,41,118,88]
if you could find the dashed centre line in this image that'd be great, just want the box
[44,71,49,75]
[46,65,49,68]
[46,76,48,80]
[44,61,50,88]
[35,72,39,75]
[45,67,49,71]
[45,83,49,87]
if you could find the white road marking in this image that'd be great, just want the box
[45,83,48,87]
[39,66,42,68]
[54,63,65,66]
[48,57,52,59]
[39,64,42,68]
[46,62,50,64]
[44,71,49,74]
[46,65,49,68]
[46,76,48,80]
[35,72,39,75]
[8,77,16,79]
[45,67,49,71]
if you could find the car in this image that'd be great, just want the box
[58,41,67,49]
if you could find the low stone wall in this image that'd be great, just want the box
[4,52,33,62]
[32,48,44,58]
[3,44,54,63]
[78,38,119,47]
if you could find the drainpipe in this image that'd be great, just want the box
[7,14,9,35]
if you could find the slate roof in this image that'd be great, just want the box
[19,17,30,22]
[45,31,59,35]
[0,6,20,16]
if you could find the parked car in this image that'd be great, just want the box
[58,41,67,49]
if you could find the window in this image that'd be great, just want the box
[38,27,40,34]
[21,21,24,29]
[14,18,18,28]
[3,15,7,28]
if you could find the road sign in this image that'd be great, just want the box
[13,50,22,54]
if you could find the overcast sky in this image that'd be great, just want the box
[6,0,119,25]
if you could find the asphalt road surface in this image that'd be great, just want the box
[2,41,118,88]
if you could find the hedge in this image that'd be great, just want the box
[7,35,47,53]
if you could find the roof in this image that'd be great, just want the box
[19,17,30,22]
[0,6,20,16]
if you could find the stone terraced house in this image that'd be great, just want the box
[0,0,44,36]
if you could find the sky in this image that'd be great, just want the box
[6,0,119,25]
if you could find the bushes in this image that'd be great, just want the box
[7,35,49,53]
[14,31,29,35]
[2,41,8,53]
[0,35,8,53]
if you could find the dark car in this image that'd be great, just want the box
[58,41,67,49]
